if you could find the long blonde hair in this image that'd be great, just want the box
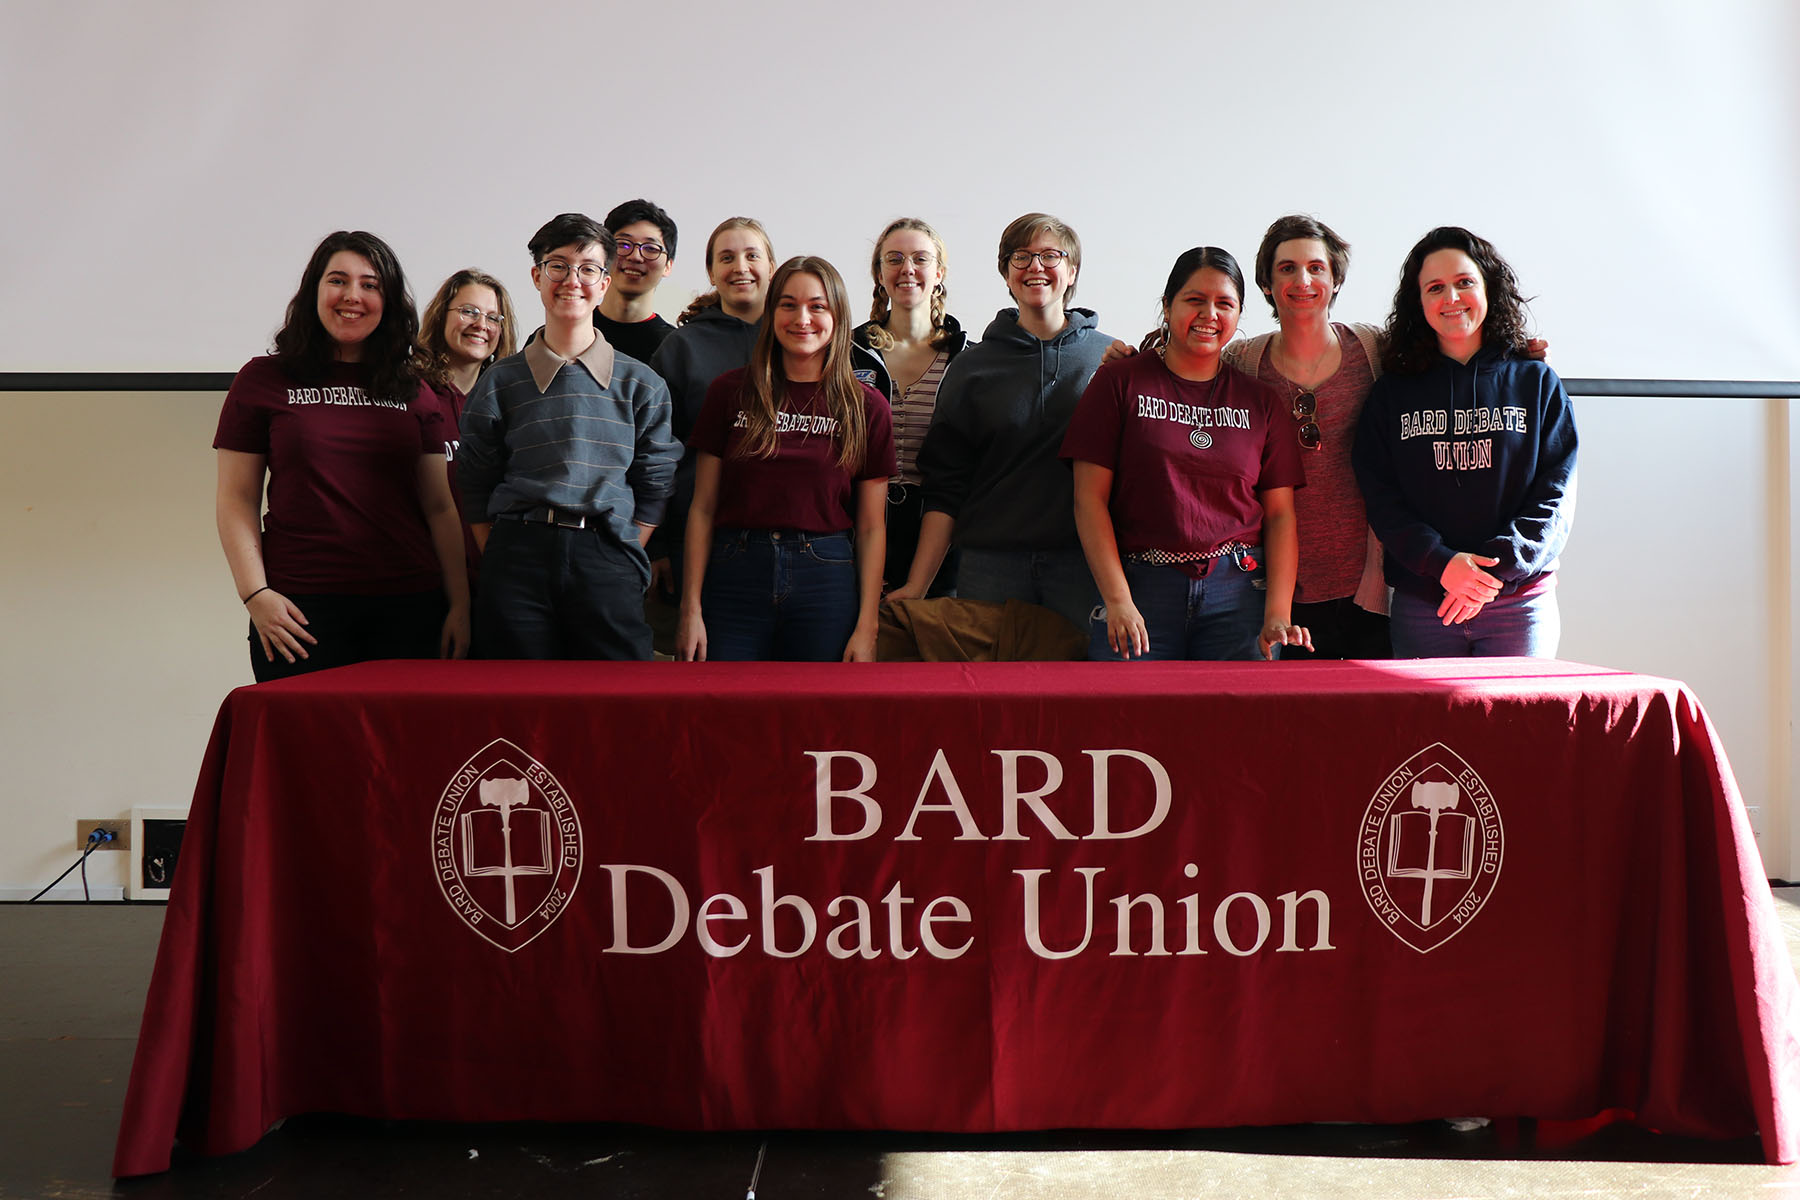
[734,256,868,472]
[678,216,774,326]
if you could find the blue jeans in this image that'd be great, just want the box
[957,547,1098,632]
[1390,580,1560,658]
[703,529,857,662]
[1090,558,1266,662]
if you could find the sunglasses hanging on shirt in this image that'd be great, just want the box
[1292,389,1322,451]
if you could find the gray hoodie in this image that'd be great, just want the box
[918,307,1110,551]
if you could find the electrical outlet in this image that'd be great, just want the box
[76,819,129,852]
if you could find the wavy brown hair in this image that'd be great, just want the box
[272,230,419,402]
[1253,214,1351,319]
[733,256,868,472]
[864,217,953,352]
[1381,226,1532,376]
[677,216,773,325]
[416,269,518,387]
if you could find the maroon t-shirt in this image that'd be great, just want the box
[1060,355,1304,555]
[421,379,483,592]
[214,356,445,594]
[690,369,896,532]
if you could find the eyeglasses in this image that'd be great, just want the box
[1292,390,1322,450]
[452,305,506,327]
[882,252,938,268]
[614,239,667,262]
[538,259,608,284]
[1008,249,1069,270]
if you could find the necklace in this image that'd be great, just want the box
[1273,328,1340,386]
[1186,375,1220,450]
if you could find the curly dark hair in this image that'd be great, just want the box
[1380,226,1532,376]
[273,231,420,403]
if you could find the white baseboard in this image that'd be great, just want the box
[0,886,127,902]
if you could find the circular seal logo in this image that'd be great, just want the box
[1356,742,1503,953]
[1189,428,1213,449]
[434,738,582,952]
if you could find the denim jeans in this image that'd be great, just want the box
[956,547,1098,633]
[1089,558,1266,662]
[1390,579,1560,658]
[703,529,857,661]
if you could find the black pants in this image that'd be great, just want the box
[1283,596,1393,661]
[884,482,959,597]
[477,519,652,660]
[248,588,446,683]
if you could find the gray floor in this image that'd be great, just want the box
[5,899,1800,1200]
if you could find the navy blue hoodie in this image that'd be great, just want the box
[918,307,1110,551]
[1352,347,1577,601]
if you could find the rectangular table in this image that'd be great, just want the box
[114,659,1800,1174]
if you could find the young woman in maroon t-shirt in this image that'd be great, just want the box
[1061,247,1311,662]
[214,231,471,681]
[416,268,520,600]
[676,257,896,662]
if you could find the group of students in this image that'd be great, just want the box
[213,202,1578,679]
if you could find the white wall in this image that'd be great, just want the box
[3,0,1798,891]
[1,392,247,897]
[2,1,1797,382]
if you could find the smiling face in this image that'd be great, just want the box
[609,219,673,302]
[1004,234,1076,315]
[878,228,944,315]
[1266,238,1337,325]
[316,250,385,360]
[531,240,609,324]
[772,272,835,378]
[1417,248,1488,358]
[443,283,502,366]
[709,227,772,317]
[1163,266,1242,374]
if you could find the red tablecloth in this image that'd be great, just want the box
[114,659,1800,1174]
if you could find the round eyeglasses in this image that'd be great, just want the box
[1008,249,1069,270]
[538,259,608,284]
[452,306,505,327]
[614,239,666,261]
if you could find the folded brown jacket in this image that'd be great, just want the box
[876,597,1087,662]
